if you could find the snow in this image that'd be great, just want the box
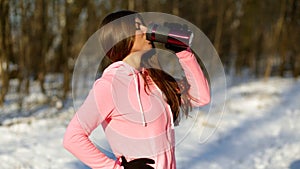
[0,76,300,169]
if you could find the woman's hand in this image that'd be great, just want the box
[121,156,155,169]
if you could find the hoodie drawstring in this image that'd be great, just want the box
[131,68,147,127]
[130,67,175,129]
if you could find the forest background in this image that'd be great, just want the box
[0,0,299,109]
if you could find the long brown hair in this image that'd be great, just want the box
[98,10,192,124]
[141,68,192,125]
[98,10,136,71]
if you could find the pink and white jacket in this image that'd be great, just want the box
[63,50,210,169]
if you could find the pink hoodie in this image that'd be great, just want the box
[63,50,210,169]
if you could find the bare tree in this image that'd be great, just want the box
[264,0,287,80]
[61,0,87,99]
[0,0,13,106]
[31,0,49,94]
[213,0,225,53]
[286,0,299,78]
[18,0,31,97]
[128,0,135,11]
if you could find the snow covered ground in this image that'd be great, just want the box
[0,76,300,169]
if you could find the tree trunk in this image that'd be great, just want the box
[213,0,224,53]
[290,0,299,78]
[264,0,287,80]
[33,0,48,94]
[172,0,179,16]
[0,0,11,106]
[18,0,31,97]
[128,0,135,11]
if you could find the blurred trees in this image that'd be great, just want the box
[0,0,299,107]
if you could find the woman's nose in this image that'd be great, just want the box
[140,25,148,33]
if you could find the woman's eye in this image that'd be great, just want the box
[135,22,142,30]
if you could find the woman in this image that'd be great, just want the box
[63,10,210,169]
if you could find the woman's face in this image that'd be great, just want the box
[130,18,152,53]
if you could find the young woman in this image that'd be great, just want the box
[63,10,210,169]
